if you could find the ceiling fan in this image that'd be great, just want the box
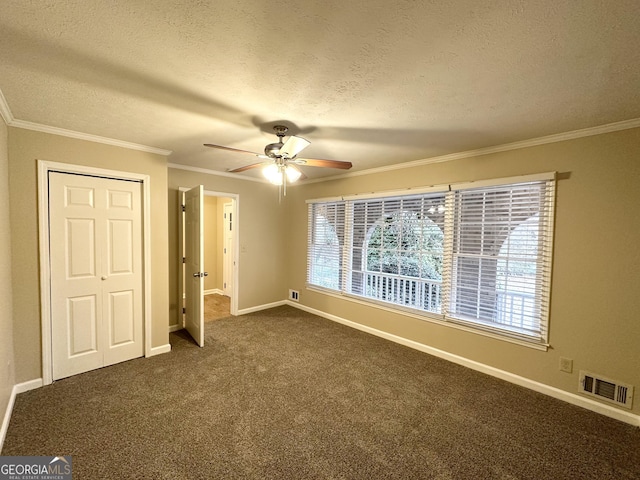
[204,125,352,192]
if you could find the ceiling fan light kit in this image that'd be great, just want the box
[204,124,353,197]
[262,163,302,185]
[262,163,282,185]
[284,164,302,183]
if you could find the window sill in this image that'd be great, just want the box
[306,285,550,351]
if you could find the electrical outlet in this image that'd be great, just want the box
[560,357,573,373]
[289,289,299,302]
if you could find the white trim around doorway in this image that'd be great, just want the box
[37,160,153,385]
[177,187,240,318]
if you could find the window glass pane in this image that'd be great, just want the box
[366,246,381,272]
[419,253,442,280]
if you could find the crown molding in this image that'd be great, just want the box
[168,162,267,183]
[0,87,171,156]
[302,117,640,185]
[10,119,172,156]
[0,89,15,125]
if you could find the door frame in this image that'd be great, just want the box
[178,187,239,318]
[38,160,152,386]
[222,201,234,298]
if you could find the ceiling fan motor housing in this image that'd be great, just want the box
[264,125,289,158]
[264,142,284,158]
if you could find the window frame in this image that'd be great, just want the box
[306,173,556,349]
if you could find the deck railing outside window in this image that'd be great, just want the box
[365,271,442,313]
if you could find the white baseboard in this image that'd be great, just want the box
[287,301,640,427]
[14,378,43,394]
[1,379,43,451]
[169,324,182,333]
[0,392,13,452]
[237,300,287,316]
[147,344,171,357]
[204,289,224,296]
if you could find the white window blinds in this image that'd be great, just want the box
[307,174,555,345]
[444,180,555,340]
[307,201,345,291]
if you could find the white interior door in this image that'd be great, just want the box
[49,172,143,380]
[184,185,205,347]
[223,202,234,297]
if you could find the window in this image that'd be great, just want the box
[307,202,344,290]
[307,174,556,345]
[352,195,446,313]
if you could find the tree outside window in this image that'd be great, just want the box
[359,201,445,313]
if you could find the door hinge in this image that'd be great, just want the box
[182,307,186,314]
[182,257,186,264]
[181,204,186,212]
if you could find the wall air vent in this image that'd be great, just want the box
[579,371,634,409]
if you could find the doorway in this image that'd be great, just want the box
[179,187,238,343]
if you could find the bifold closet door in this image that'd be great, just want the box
[49,172,143,380]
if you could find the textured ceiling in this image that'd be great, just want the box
[1,0,640,180]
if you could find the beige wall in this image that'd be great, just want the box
[0,118,15,422]
[203,195,219,292]
[8,128,170,383]
[216,197,232,290]
[286,127,640,416]
[204,195,231,292]
[168,168,287,326]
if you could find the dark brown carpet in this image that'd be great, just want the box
[3,306,639,479]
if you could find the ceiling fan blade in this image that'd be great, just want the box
[204,143,261,157]
[279,136,310,158]
[295,158,353,170]
[228,162,266,173]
